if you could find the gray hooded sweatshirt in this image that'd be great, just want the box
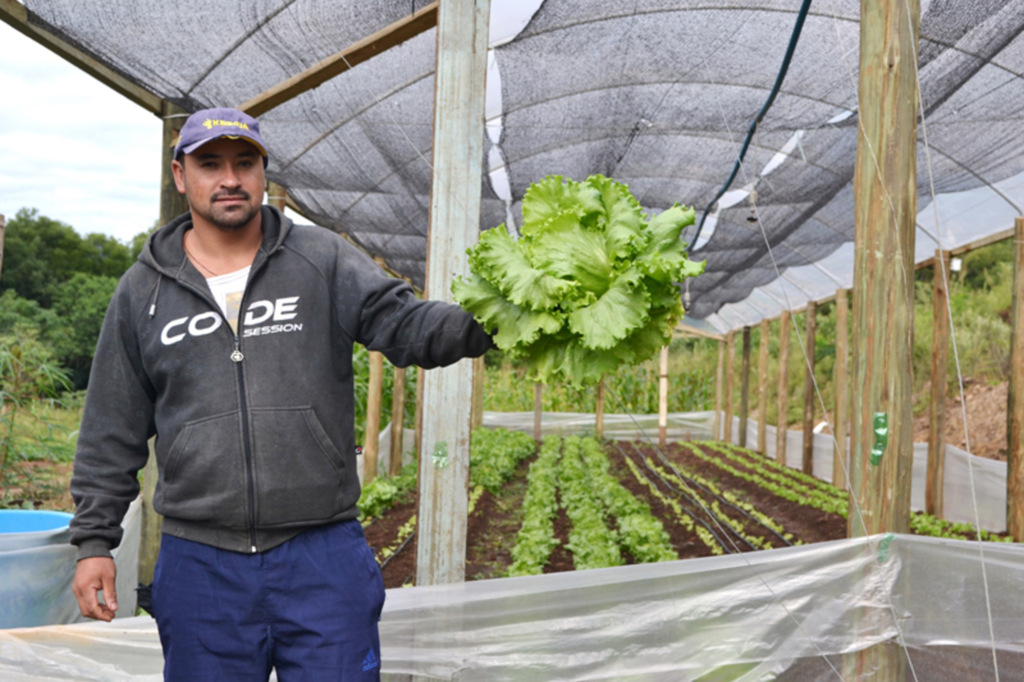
[69,206,491,560]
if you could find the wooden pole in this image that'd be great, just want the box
[414,366,424,460]
[415,0,490,587]
[834,289,850,490]
[0,213,5,283]
[140,102,192,586]
[724,332,736,444]
[595,379,605,439]
[533,383,543,442]
[776,311,791,464]
[659,346,669,448]
[389,366,407,477]
[737,325,753,446]
[927,251,951,516]
[847,0,919,538]
[757,318,770,454]
[801,302,818,475]
[1008,218,1024,541]
[363,351,385,484]
[470,355,485,430]
[267,181,288,211]
[714,341,725,440]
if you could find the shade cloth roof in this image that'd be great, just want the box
[20,0,1024,332]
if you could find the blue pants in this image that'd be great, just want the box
[152,519,385,681]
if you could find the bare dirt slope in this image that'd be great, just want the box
[913,381,1008,461]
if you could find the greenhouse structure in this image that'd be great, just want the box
[2,0,1024,679]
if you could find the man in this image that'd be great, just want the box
[69,107,492,680]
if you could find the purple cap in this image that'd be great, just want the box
[174,107,268,160]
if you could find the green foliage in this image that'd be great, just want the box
[0,208,132,307]
[508,436,563,576]
[0,332,73,470]
[453,175,704,387]
[579,437,676,563]
[558,436,622,569]
[357,463,417,520]
[910,511,1012,543]
[469,427,536,492]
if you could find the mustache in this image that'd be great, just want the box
[211,189,251,201]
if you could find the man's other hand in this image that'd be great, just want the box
[73,557,118,621]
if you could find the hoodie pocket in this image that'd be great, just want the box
[250,406,347,526]
[158,411,248,528]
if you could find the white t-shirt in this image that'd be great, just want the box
[205,266,250,333]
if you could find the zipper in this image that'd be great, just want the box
[175,252,271,554]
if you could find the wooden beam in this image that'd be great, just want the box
[659,346,669,448]
[267,181,288,211]
[724,332,736,444]
[757,318,770,454]
[739,327,751,448]
[847,0,919,539]
[776,311,791,464]
[140,107,192,586]
[802,302,817,476]
[834,289,850,490]
[596,379,605,440]
[470,355,485,430]
[364,351,385,484]
[1008,217,1024,541]
[533,383,543,442]
[415,0,490,587]
[673,324,726,342]
[927,252,951,517]
[0,0,163,114]
[714,340,725,440]
[239,2,439,117]
[389,365,407,477]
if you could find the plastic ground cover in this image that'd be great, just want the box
[0,534,1020,680]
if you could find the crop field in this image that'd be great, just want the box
[360,429,1010,587]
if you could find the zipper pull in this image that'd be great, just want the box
[231,349,244,363]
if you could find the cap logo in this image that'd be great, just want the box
[202,118,250,131]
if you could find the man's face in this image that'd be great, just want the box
[172,138,265,232]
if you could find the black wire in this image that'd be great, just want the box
[687,0,815,249]
[379,529,417,572]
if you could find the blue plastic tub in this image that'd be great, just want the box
[0,510,73,534]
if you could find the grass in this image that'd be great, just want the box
[0,399,82,510]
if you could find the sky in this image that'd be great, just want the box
[0,1,542,245]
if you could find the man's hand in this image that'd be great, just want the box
[73,557,118,622]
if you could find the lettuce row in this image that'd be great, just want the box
[453,175,705,386]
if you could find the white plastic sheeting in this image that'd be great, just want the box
[0,498,141,629]
[485,410,1008,532]
[1,534,1021,680]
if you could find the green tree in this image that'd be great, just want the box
[49,274,119,388]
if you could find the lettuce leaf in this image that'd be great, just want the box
[453,174,705,386]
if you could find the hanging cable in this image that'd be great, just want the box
[687,0,814,249]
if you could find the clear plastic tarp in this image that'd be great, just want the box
[0,498,141,629]
[1,534,1020,680]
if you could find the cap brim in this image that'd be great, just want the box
[181,134,267,158]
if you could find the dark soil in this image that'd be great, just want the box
[363,493,418,589]
[464,453,533,580]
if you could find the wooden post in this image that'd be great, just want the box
[1008,218,1024,541]
[801,302,817,475]
[415,0,490,588]
[267,181,288,211]
[533,383,543,442]
[757,319,770,454]
[389,366,407,476]
[414,366,424,460]
[927,252,951,516]
[834,290,850,490]
[847,0,919,538]
[776,311,791,464]
[595,379,605,439]
[659,346,669,448]
[364,351,385,483]
[470,355,485,430]
[140,102,192,586]
[0,213,5,282]
[739,327,751,447]
[714,340,725,440]
[724,332,736,444]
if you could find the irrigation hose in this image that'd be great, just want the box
[687,0,815,249]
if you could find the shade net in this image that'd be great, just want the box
[20,0,1024,320]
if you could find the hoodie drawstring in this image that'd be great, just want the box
[149,276,163,317]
